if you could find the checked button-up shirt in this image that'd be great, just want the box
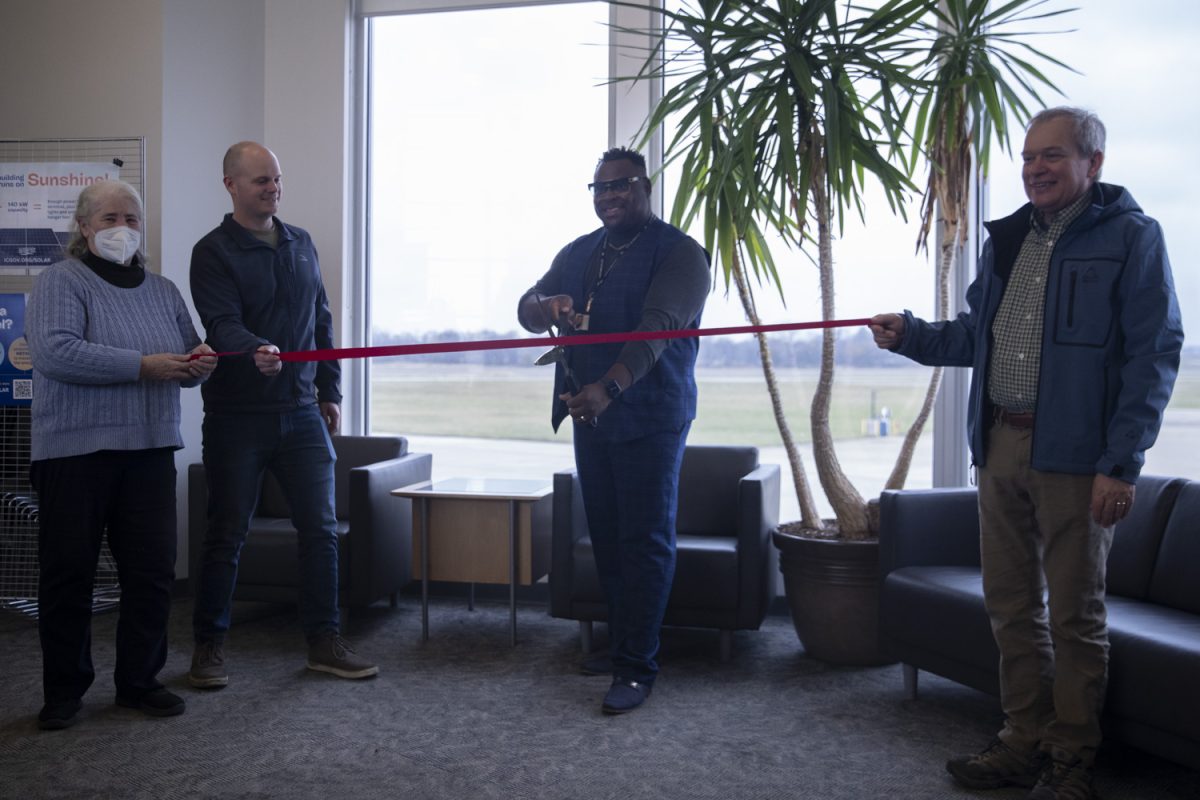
[987,191,1092,412]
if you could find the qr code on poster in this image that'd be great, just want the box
[13,379,32,400]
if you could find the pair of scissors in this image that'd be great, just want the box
[533,323,596,427]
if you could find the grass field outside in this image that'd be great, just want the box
[369,357,1198,445]
[369,358,1199,505]
[368,362,948,446]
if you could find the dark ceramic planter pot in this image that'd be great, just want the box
[772,529,894,666]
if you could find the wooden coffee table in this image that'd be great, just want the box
[391,477,552,646]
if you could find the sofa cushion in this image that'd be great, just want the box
[569,533,739,611]
[671,534,739,609]
[676,445,757,538]
[881,566,996,670]
[1106,595,1200,747]
[878,488,981,573]
[1145,481,1200,614]
[1106,476,1186,599]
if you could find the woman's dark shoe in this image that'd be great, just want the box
[116,687,186,718]
[38,699,82,731]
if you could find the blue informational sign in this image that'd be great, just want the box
[0,293,33,407]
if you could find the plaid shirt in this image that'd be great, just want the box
[988,191,1092,411]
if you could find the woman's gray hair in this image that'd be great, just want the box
[1029,106,1106,160]
[65,179,147,263]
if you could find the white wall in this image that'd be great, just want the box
[0,0,165,262]
[263,0,359,430]
[1,0,355,577]
[264,0,355,370]
[162,0,269,576]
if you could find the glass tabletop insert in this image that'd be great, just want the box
[421,477,551,496]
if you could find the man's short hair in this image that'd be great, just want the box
[1029,107,1106,158]
[222,141,258,178]
[597,146,647,173]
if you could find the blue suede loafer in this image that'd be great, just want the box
[601,677,652,715]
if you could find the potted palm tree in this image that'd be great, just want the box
[628,0,1074,663]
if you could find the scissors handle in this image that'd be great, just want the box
[551,324,597,428]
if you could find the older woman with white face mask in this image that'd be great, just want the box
[25,179,216,730]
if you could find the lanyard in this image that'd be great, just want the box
[579,217,653,328]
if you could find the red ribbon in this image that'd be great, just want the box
[277,318,873,362]
[192,318,872,361]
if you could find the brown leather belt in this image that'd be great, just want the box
[995,407,1035,430]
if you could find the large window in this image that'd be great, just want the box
[359,1,1197,522]
[362,1,937,522]
[365,1,615,481]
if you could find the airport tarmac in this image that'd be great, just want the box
[404,407,1197,524]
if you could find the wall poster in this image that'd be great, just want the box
[1,162,118,269]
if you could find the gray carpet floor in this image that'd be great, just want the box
[0,597,1196,800]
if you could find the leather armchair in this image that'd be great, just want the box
[550,444,780,661]
[188,435,432,614]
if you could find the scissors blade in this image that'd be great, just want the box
[534,346,566,367]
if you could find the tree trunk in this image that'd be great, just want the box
[809,187,868,538]
[729,248,822,529]
[885,221,955,490]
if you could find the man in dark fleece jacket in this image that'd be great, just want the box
[188,142,377,689]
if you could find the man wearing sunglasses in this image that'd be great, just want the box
[518,147,710,714]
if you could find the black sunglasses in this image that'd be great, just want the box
[587,176,647,196]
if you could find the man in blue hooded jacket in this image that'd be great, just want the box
[871,107,1183,799]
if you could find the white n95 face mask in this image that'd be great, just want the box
[93,226,141,265]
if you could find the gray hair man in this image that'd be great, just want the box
[870,107,1183,799]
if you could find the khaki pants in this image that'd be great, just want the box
[978,420,1113,764]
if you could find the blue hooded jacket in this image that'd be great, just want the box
[896,183,1183,482]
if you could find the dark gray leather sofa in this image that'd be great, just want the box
[878,476,1200,769]
[188,435,432,614]
[549,444,780,661]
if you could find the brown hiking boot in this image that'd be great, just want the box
[306,632,378,679]
[188,640,229,689]
[946,739,1047,790]
[1027,754,1098,800]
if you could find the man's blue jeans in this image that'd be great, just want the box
[573,422,690,685]
[192,405,339,642]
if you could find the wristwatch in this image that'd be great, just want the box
[604,379,623,400]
